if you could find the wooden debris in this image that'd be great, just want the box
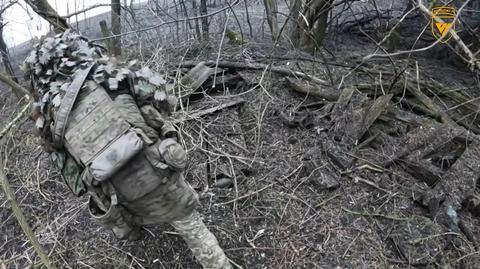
[179,60,329,85]
[172,98,245,123]
[401,158,444,186]
[405,82,456,126]
[427,137,480,210]
[285,78,339,101]
[330,88,391,148]
[331,86,356,118]
[383,122,463,168]
[354,94,392,142]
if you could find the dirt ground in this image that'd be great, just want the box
[1,1,480,268]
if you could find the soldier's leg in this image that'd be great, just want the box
[170,210,232,269]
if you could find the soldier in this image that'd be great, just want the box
[23,30,232,269]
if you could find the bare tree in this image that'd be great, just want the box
[289,0,332,53]
[111,0,122,56]
[192,0,202,40]
[0,22,20,98]
[200,0,208,40]
[263,0,278,41]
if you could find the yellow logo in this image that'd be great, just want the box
[431,6,456,43]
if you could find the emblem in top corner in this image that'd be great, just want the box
[431,6,456,43]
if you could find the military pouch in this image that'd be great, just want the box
[64,83,145,183]
[51,151,86,197]
[89,131,144,182]
[110,152,168,202]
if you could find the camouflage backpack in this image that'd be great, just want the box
[24,30,202,238]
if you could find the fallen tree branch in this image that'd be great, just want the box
[0,72,31,98]
[180,61,329,85]
[410,62,457,126]
[285,77,339,100]
[0,156,56,269]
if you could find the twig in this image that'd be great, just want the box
[408,232,460,245]
[213,10,231,87]
[0,101,31,140]
[315,193,340,208]
[353,176,392,195]
[216,183,273,206]
[342,207,408,221]
[62,4,112,18]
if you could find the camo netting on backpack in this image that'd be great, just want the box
[23,30,199,234]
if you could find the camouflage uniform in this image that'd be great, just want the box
[24,30,231,269]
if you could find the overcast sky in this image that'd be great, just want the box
[3,0,141,47]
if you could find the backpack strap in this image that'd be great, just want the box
[52,63,95,147]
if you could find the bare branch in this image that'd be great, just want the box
[0,72,32,98]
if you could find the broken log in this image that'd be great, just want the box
[331,86,356,119]
[354,94,393,142]
[179,60,329,85]
[405,81,456,126]
[285,78,339,101]
[383,121,464,168]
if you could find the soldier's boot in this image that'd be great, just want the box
[170,210,232,269]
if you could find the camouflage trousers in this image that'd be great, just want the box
[171,210,232,269]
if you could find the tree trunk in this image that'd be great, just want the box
[25,0,69,32]
[192,0,202,40]
[289,0,332,53]
[99,20,113,54]
[263,0,278,41]
[200,0,208,40]
[0,21,21,99]
[180,0,193,40]
[111,0,122,57]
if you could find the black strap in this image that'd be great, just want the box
[53,64,95,146]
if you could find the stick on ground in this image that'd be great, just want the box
[0,158,57,269]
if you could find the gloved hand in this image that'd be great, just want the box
[158,138,187,171]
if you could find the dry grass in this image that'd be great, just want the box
[2,0,480,268]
